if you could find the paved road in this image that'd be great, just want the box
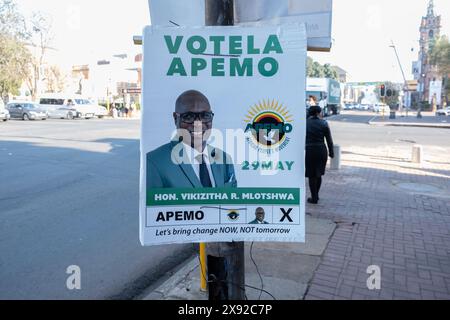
[0,118,195,300]
[329,111,450,149]
[1,114,448,300]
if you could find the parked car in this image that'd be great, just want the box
[87,99,108,119]
[0,108,10,122]
[1,99,10,122]
[360,104,370,111]
[39,94,95,119]
[47,106,78,120]
[6,101,48,120]
[436,107,450,116]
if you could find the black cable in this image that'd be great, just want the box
[197,247,276,301]
[227,281,276,301]
[250,242,264,300]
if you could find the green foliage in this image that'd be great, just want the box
[0,34,31,102]
[429,35,450,76]
[429,35,450,103]
[420,101,431,111]
[374,81,402,108]
[323,63,338,79]
[0,0,28,39]
[306,57,339,80]
[0,0,32,101]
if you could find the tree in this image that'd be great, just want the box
[24,12,54,100]
[323,63,338,80]
[306,57,314,77]
[0,0,31,102]
[0,0,27,39]
[0,34,31,103]
[429,36,450,75]
[374,81,401,109]
[44,65,68,93]
[311,61,325,78]
[306,57,339,80]
[429,35,450,106]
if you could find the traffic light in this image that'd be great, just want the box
[380,84,386,97]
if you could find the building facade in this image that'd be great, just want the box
[414,0,441,105]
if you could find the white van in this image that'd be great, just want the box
[38,94,96,119]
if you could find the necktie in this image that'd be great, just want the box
[197,155,212,188]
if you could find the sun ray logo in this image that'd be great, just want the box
[244,99,293,154]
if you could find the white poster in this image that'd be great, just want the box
[429,80,442,106]
[235,0,333,51]
[148,0,205,27]
[147,0,333,50]
[140,24,307,246]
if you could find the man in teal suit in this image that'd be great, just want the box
[249,207,269,224]
[146,90,237,189]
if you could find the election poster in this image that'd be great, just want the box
[140,24,307,246]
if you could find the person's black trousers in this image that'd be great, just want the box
[309,177,322,202]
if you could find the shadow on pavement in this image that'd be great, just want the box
[0,137,195,300]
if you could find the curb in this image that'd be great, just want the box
[142,256,206,300]
[368,121,450,129]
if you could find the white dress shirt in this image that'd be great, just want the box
[182,144,216,187]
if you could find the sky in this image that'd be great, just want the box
[15,0,450,83]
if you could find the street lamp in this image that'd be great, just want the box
[389,40,409,117]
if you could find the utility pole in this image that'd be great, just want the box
[389,40,409,117]
[204,0,246,301]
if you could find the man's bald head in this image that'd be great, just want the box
[173,90,213,152]
[175,90,211,114]
[255,207,266,222]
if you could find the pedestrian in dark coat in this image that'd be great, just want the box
[305,106,335,204]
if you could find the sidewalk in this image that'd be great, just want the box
[144,217,336,300]
[144,144,450,300]
[368,112,450,128]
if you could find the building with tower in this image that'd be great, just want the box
[413,0,442,107]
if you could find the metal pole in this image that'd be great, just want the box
[200,243,207,292]
[204,0,246,301]
[390,41,409,117]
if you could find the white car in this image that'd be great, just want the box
[92,104,108,119]
[0,106,10,122]
[436,107,450,116]
[39,95,95,119]
[47,106,78,120]
[0,99,10,121]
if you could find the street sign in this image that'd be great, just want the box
[122,88,142,94]
[140,24,307,246]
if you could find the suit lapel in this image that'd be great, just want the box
[179,164,202,188]
[209,146,225,187]
[171,141,202,188]
[211,164,224,187]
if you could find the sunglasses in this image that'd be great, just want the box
[177,111,215,124]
